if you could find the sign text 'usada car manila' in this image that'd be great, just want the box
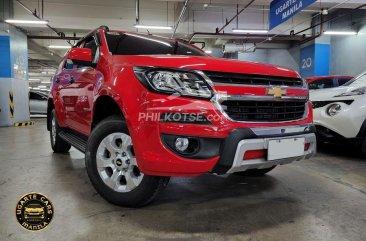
[269,0,317,30]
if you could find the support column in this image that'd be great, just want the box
[0,0,30,126]
[299,36,331,78]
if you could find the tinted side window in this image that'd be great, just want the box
[338,78,352,86]
[30,92,45,100]
[29,92,36,100]
[308,78,334,90]
[105,33,206,56]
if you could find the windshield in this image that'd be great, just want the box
[308,78,334,90]
[105,32,206,56]
[343,72,366,88]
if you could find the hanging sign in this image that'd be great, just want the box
[269,0,317,30]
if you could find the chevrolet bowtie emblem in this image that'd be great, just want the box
[267,87,287,98]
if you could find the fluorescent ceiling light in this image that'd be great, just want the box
[205,50,212,54]
[48,45,71,49]
[232,29,268,34]
[32,87,40,90]
[324,31,357,35]
[29,78,41,81]
[5,19,48,25]
[41,81,51,84]
[38,85,47,88]
[134,25,172,30]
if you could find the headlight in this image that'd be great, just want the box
[327,103,341,116]
[134,67,212,98]
[335,87,366,97]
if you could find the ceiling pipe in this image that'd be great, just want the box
[15,0,65,39]
[135,0,140,25]
[28,35,80,40]
[42,0,44,19]
[298,4,366,44]
[296,3,366,36]
[171,0,190,38]
[300,13,324,44]
[188,32,307,43]
[216,0,256,33]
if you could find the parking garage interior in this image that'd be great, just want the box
[1,0,366,240]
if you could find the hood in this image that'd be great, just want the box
[111,55,300,78]
[310,86,354,101]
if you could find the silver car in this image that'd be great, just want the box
[29,91,48,115]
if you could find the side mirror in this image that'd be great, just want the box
[67,48,92,67]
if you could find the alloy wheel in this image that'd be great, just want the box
[96,132,143,192]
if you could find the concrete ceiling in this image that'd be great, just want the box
[5,0,366,89]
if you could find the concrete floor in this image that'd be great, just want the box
[1,119,366,241]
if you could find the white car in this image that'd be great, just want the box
[310,71,366,154]
[30,91,48,115]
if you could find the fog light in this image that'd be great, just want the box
[327,103,341,116]
[175,138,189,152]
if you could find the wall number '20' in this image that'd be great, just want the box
[302,57,312,69]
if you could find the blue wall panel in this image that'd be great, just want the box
[314,44,330,76]
[299,44,315,78]
[300,43,330,78]
[0,36,11,78]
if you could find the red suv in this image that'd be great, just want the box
[47,26,316,207]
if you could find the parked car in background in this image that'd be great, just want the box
[30,90,48,115]
[307,76,353,90]
[311,72,366,154]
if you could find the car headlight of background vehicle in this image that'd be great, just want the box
[327,103,341,116]
[335,87,366,97]
[134,67,212,98]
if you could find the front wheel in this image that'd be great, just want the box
[85,116,169,207]
[234,166,276,177]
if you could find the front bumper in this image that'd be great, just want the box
[221,133,315,174]
[313,98,366,138]
[211,125,316,174]
[129,90,315,176]
[133,121,316,176]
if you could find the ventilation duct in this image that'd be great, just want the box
[223,43,256,53]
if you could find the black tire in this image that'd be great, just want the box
[50,110,71,153]
[234,166,276,177]
[85,116,170,207]
[316,136,326,147]
[360,136,366,156]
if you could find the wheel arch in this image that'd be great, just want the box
[92,95,125,130]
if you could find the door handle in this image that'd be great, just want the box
[69,76,75,84]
